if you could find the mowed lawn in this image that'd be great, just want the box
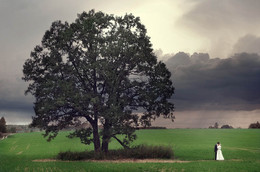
[0,129,259,172]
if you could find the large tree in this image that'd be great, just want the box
[23,10,174,152]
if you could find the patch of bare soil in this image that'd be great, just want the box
[33,159,243,163]
[33,159,58,162]
[32,159,215,163]
[33,159,190,163]
[17,151,23,155]
[0,133,12,140]
[91,159,191,163]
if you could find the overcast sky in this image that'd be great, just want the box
[0,0,260,127]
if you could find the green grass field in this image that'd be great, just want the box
[0,129,259,172]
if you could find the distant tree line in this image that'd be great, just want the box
[220,124,233,129]
[209,122,233,129]
[209,122,219,129]
[135,126,167,130]
[249,121,260,129]
[208,121,260,129]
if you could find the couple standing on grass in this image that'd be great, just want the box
[214,142,224,160]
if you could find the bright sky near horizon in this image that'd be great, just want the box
[0,0,260,127]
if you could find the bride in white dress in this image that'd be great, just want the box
[216,143,224,160]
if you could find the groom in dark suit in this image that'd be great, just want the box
[214,142,219,160]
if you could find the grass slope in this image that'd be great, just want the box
[0,129,259,172]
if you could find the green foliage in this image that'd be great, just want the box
[57,144,173,160]
[57,151,94,160]
[22,9,174,152]
[125,144,173,159]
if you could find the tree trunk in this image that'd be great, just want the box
[92,122,101,152]
[101,137,109,153]
[101,121,110,153]
[113,135,129,149]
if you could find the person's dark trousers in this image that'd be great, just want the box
[214,144,217,160]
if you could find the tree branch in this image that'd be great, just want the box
[71,61,91,92]
[112,135,129,149]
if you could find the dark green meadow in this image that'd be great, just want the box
[0,129,259,172]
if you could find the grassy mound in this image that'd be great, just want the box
[57,144,174,160]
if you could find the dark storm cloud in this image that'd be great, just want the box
[0,99,33,113]
[0,77,34,124]
[0,78,34,113]
[166,52,260,111]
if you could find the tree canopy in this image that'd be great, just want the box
[23,10,174,152]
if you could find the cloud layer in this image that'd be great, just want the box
[1,0,260,125]
[232,35,260,55]
[166,52,260,111]
[177,0,260,58]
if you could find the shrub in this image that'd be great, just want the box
[57,145,174,161]
[127,145,173,159]
[57,151,94,161]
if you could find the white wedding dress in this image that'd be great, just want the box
[216,145,224,160]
